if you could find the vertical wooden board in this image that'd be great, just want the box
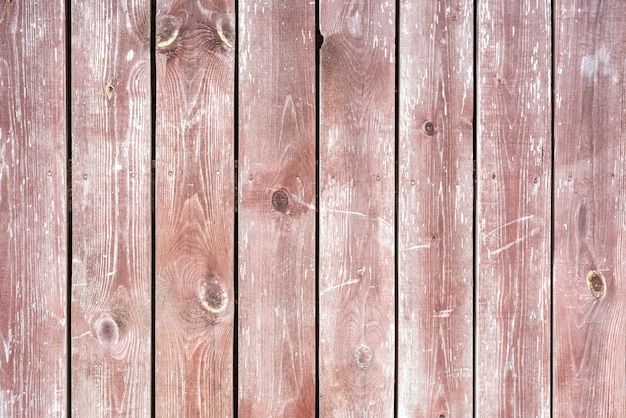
[476,0,551,416]
[0,2,67,416]
[553,2,626,415]
[70,1,151,416]
[318,1,396,415]
[154,1,235,416]
[237,1,316,416]
[397,0,474,416]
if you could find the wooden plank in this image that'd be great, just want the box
[397,1,474,416]
[318,1,396,415]
[237,1,316,416]
[0,2,67,416]
[70,1,152,416]
[153,1,235,416]
[553,2,626,415]
[475,0,552,415]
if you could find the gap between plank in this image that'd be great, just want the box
[149,0,157,416]
[472,0,479,414]
[314,0,321,415]
[233,0,240,415]
[65,0,73,415]
[393,0,400,416]
[549,0,555,415]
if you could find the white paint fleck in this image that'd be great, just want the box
[581,45,619,83]
[126,49,134,61]
[433,309,454,318]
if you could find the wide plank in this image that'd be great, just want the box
[318,1,396,415]
[237,0,317,416]
[0,1,67,415]
[475,0,552,415]
[70,1,152,416]
[154,1,235,416]
[397,0,474,416]
[553,1,626,415]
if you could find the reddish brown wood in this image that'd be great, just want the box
[397,1,474,416]
[70,1,152,415]
[318,1,396,415]
[553,1,626,415]
[237,1,317,416]
[0,2,67,415]
[154,1,235,416]
[476,0,552,415]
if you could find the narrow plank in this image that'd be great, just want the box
[397,0,474,416]
[70,1,152,415]
[0,2,67,415]
[553,2,626,415]
[237,1,316,415]
[318,1,396,415]
[154,1,235,416]
[475,0,552,415]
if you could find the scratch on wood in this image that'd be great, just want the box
[484,214,534,239]
[320,279,361,296]
[323,208,393,229]
[488,226,541,257]
[402,243,431,251]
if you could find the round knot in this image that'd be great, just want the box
[353,344,373,369]
[96,316,119,346]
[199,277,228,314]
[271,190,289,213]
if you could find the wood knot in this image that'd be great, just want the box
[199,277,228,314]
[587,270,606,300]
[156,14,182,50]
[423,121,435,136]
[353,344,373,369]
[95,316,119,346]
[216,13,235,50]
[271,190,289,213]
[105,83,114,101]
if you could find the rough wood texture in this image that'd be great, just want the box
[154,1,235,416]
[476,0,552,416]
[70,1,152,416]
[553,2,626,415]
[237,1,316,416]
[397,1,474,416]
[318,1,396,415]
[0,1,67,416]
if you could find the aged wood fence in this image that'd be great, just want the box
[1,0,625,416]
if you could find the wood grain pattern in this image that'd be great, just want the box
[397,0,474,416]
[476,0,552,415]
[0,1,67,416]
[237,1,316,416]
[553,1,626,415]
[318,1,396,415]
[154,0,235,416]
[70,1,152,416]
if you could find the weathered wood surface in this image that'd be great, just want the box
[154,0,235,416]
[553,1,626,416]
[397,0,474,416]
[476,0,552,416]
[70,0,152,416]
[0,1,67,416]
[318,1,396,415]
[237,1,317,416]
[6,2,626,415]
